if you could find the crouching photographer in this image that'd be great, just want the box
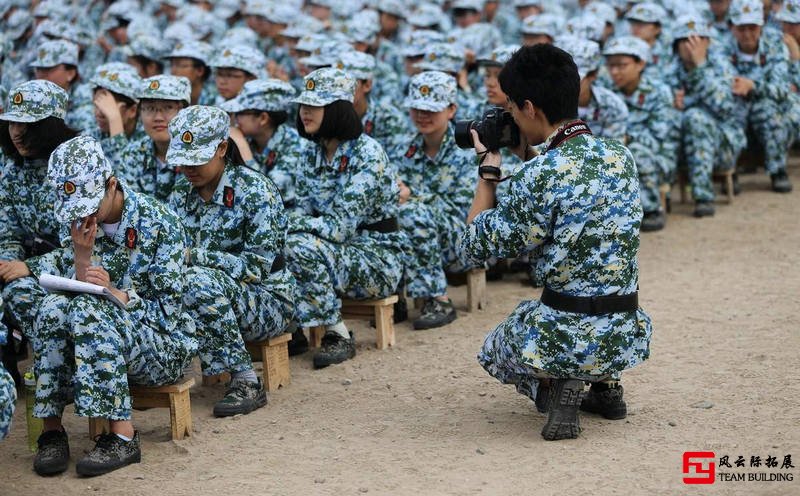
[456,44,653,441]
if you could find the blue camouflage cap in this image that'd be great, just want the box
[0,79,68,123]
[565,13,605,42]
[452,0,483,11]
[477,44,519,66]
[282,16,326,39]
[138,75,191,103]
[625,2,667,23]
[729,0,764,25]
[293,67,356,106]
[403,71,456,112]
[403,30,446,57]
[220,26,260,46]
[415,42,464,74]
[409,3,446,27]
[6,10,33,40]
[300,40,353,68]
[557,36,601,78]
[91,66,141,102]
[163,22,200,44]
[671,14,714,39]
[602,35,651,61]
[129,34,168,62]
[776,0,800,23]
[221,78,296,112]
[211,44,266,77]
[585,1,617,25]
[166,40,214,66]
[376,0,407,18]
[334,51,376,80]
[48,136,114,223]
[520,13,561,38]
[343,20,378,45]
[167,106,230,167]
[30,39,79,68]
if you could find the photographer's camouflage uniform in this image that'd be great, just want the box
[0,302,15,440]
[167,106,295,377]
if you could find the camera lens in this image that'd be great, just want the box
[454,120,476,149]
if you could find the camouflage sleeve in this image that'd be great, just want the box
[753,43,791,102]
[597,88,629,142]
[0,167,25,261]
[687,60,739,121]
[100,133,131,165]
[25,245,73,279]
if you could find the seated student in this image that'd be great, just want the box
[604,36,680,232]
[666,14,746,217]
[520,13,560,46]
[117,75,190,201]
[0,80,78,340]
[164,40,218,105]
[390,71,477,330]
[30,39,93,132]
[125,34,167,78]
[86,64,144,163]
[335,50,410,152]
[24,135,196,477]
[0,302,14,441]
[624,2,673,80]
[415,42,485,121]
[222,79,308,208]
[721,0,793,192]
[285,68,405,368]
[209,44,265,104]
[777,0,800,145]
[167,106,295,417]
[345,20,403,103]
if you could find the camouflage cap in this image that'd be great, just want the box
[556,36,601,79]
[293,67,356,106]
[408,3,444,28]
[166,40,214,67]
[30,39,79,68]
[48,136,113,223]
[216,0,241,19]
[94,62,139,77]
[414,42,464,74]
[282,16,326,39]
[729,0,764,25]
[308,0,335,7]
[265,4,296,24]
[91,66,141,101]
[376,0,406,18]
[334,51,376,80]
[520,13,560,38]
[221,78,296,112]
[452,0,483,11]
[35,19,82,46]
[343,20,378,45]
[403,70,456,112]
[300,40,353,68]
[671,14,714,40]
[776,0,800,23]
[565,13,605,42]
[163,22,199,45]
[129,34,168,62]
[210,44,266,77]
[625,2,667,23]
[403,30,446,57]
[602,35,651,62]
[296,33,329,54]
[167,106,230,167]
[138,75,191,103]
[6,10,33,40]
[220,26,260,46]
[585,1,617,25]
[477,44,519,67]
[513,0,541,7]
[0,79,68,123]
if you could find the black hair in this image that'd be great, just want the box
[93,87,137,107]
[295,100,362,142]
[224,137,246,166]
[266,110,288,127]
[453,8,479,17]
[194,60,212,82]
[130,55,164,73]
[498,44,579,124]
[0,117,79,165]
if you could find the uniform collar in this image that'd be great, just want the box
[104,182,141,248]
[184,163,235,211]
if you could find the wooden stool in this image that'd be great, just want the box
[466,268,487,312]
[245,333,291,391]
[658,183,671,213]
[89,376,195,441]
[308,294,399,350]
[676,168,735,204]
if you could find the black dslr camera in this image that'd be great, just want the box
[454,107,521,151]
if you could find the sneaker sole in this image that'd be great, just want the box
[34,458,70,477]
[213,393,268,417]
[76,452,141,477]
[312,350,356,369]
[580,401,628,420]
[412,312,457,330]
[541,379,584,441]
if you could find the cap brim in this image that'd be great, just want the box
[220,98,245,113]
[292,93,335,106]
[54,190,104,223]
[167,143,219,167]
[0,112,41,123]
[403,97,450,112]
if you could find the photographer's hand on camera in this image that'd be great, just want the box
[467,129,501,224]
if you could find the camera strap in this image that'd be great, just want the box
[545,120,593,153]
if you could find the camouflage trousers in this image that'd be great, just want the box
[788,92,800,146]
[681,108,743,202]
[739,98,792,174]
[183,266,295,376]
[398,201,474,298]
[284,232,404,327]
[627,141,675,213]
[31,294,190,420]
[2,276,48,337]
[0,361,14,440]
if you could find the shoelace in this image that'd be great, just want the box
[92,432,119,450]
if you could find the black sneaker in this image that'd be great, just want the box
[540,379,585,441]
[640,210,666,232]
[313,331,356,369]
[412,298,457,330]
[771,170,793,193]
[534,383,550,414]
[76,431,141,477]
[33,429,70,476]
[693,201,715,218]
[287,328,309,357]
[580,383,627,420]
[213,378,268,417]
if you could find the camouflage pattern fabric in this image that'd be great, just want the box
[247,124,308,208]
[117,135,180,201]
[579,86,629,141]
[362,98,411,152]
[0,300,15,440]
[0,79,68,123]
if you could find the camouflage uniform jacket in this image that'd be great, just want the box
[720,34,792,104]
[117,134,179,201]
[362,98,411,151]
[247,124,307,208]
[579,85,629,142]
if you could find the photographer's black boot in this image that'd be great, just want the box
[580,382,627,420]
[541,379,584,441]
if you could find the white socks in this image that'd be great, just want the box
[325,321,350,340]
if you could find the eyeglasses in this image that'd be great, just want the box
[215,69,247,80]
[140,102,182,116]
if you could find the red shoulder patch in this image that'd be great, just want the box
[405,145,417,159]
[338,156,349,173]
[125,228,137,249]
[223,186,235,208]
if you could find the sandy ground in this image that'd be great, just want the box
[1,163,799,496]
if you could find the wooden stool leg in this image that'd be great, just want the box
[262,341,290,391]
[373,304,395,350]
[89,417,110,438]
[725,172,734,203]
[168,391,192,441]
[466,269,487,312]
[308,326,324,348]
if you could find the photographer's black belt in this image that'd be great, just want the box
[358,217,398,234]
[541,287,638,315]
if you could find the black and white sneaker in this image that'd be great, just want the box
[76,431,141,477]
[33,429,70,476]
[771,170,793,193]
[413,298,457,330]
[313,331,356,369]
[213,378,268,417]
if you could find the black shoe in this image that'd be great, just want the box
[33,429,70,476]
[76,432,141,477]
[771,170,792,193]
[534,383,550,414]
[412,298,457,330]
[693,201,715,218]
[580,383,627,420]
[213,378,268,417]
[640,210,666,232]
[540,379,585,441]
[287,328,309,357]
[312,331,356,369]
[393,297,408,324]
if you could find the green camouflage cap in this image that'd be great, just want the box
[776,0,800,22]
[603,35,651,62]
[334,51,376,80]
[91,66,141,102]
[48,136,113,223]
[129,34,168,62]
[729,0,764,25]
[671,14,714,40]
[30,39,79,68]
[138,75,191,103]
[625,2,667,23]
[166,40,213,66]
[221,78,296,112]
[414,42,464,74]
[167,105,230,167]
[556,36,601,78]
[403,70,456,112]
[477,44,519,67]
[408,3,445,28]
[376,0,406,18]
[210,44,266,77]
[0,79,68,123]
[6,10,33,40]
[520,13,560,38]
[403,30,446,57]
[293,67,356,106]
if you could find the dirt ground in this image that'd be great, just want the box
[1,164,799,496]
